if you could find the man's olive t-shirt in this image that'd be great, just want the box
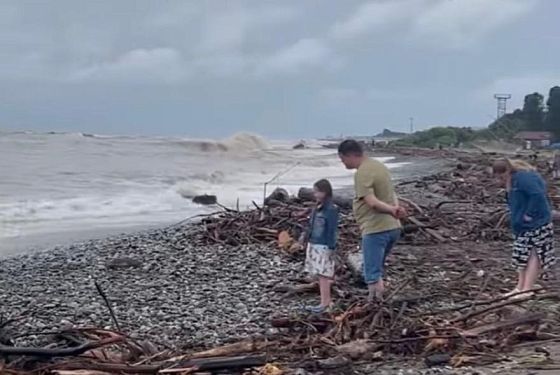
[353,158,401,235]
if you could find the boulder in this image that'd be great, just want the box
[192,194,217,205]
[265,188,290,205]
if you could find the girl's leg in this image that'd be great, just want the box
[319,276,332,307]
[516,269,526,291]
[522,251,541,291]
[510,238,526,294]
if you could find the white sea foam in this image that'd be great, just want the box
[0,132,410,250]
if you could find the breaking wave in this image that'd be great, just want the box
[171,133,270,153]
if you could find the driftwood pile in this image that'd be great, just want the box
[0,327,270,374]
[187,158,514,249]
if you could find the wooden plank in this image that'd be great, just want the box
[424,228,446,242]
[407,216,427,228]
[460,313,545,338]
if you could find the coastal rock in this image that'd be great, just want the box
[192,194,217,205]
[265,188,290,205]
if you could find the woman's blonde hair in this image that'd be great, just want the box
[492,158,535,174]
[508,159,535,171]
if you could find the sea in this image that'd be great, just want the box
[0,131,410,256]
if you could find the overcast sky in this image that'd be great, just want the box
[0,0,559,138]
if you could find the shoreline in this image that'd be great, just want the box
[1,152,448,258]
[2,148,559,374]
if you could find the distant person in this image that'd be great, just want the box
[303,179,339,313]
[529,151,539,163]
[338,140,406,301]
[492,159,555,297]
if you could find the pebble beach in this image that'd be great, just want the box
[0,223,309,349]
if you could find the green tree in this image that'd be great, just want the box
[486,109,526,140]
[545,86,560,138]
[522,92,545,130]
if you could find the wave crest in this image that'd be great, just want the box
[175,133,269,153]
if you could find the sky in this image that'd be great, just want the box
[0,0,559,139]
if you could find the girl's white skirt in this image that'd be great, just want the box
[304,243,335,278]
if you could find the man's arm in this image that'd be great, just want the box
[363,194,399,217]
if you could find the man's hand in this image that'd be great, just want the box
[395,206,408,219]
[388,206,407,219]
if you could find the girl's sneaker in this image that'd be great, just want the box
[305,304,332,314]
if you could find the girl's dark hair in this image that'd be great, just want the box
[313,179,333,198]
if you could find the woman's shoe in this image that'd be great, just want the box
[510,290,535,300]
[503,288,521,297]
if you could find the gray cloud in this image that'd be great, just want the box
[0,0,557,137]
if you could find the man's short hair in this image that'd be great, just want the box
[338,139,364,156]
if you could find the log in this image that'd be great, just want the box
[182,354,267,370]
[56,362,160,374]
[270,317,330,330]
[406,216,427,228]
[423,228,446,242]
[424,353,451,367]
[186,340,271,359]
[398,197,423,214]
[435,200,472,209]
[460,313,545,338]
[451,293,559,323]
[0,337,122,358]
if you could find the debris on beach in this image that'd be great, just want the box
[1,149,560,374]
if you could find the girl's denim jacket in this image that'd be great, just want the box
[308,200,339,250]
[508,170,552,235]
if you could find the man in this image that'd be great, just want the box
[338,140,405,301]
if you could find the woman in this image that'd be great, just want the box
[303,179,339,313]
[493,159,556,297]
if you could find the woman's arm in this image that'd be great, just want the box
[363,194,399,217]
[517,173,548,221]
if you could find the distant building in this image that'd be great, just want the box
[514,131,554,149]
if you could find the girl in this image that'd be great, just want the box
[492,159,556,297]
[304,179,339,313]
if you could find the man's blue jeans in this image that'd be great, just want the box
[362,229,401,284]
